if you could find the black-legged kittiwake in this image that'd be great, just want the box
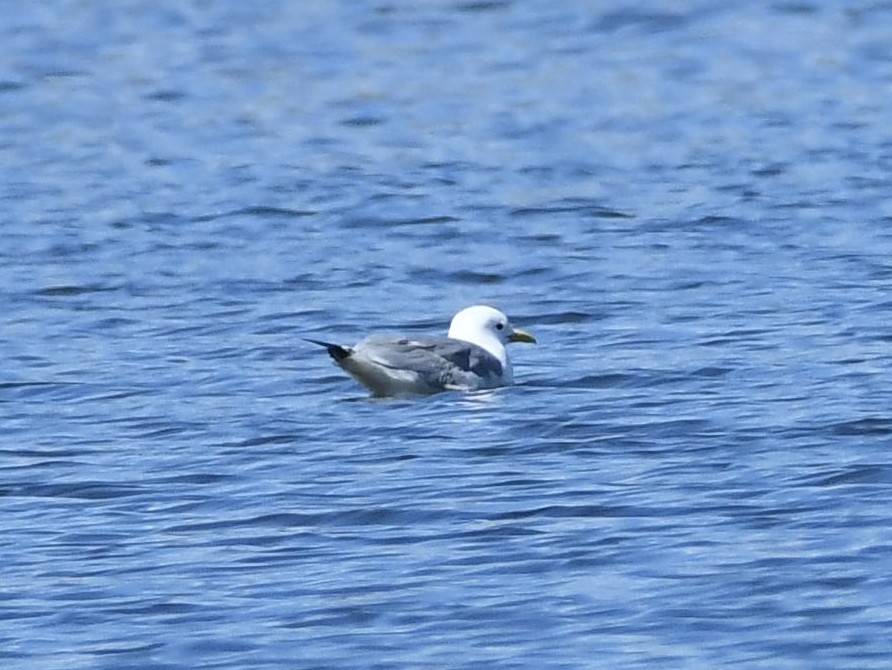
[306,305,536,397]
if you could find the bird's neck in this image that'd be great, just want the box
[448,328,511,378]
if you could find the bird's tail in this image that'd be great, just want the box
[303,338,353,362]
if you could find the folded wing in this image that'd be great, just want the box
[353,335,504,392]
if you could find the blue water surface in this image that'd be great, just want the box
[2,1,892,668]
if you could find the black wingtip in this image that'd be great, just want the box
[304,338,353,362]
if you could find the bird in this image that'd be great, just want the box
[306,305,536,397]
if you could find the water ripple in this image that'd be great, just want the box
[2,2,892,669]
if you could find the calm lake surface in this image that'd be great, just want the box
[2,1,892,668]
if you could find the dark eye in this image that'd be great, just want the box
[496,323,505,330]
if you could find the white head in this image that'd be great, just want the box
[447,305,536,379]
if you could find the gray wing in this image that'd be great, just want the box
[354,334,503,388]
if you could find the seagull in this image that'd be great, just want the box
[306,305,536,397]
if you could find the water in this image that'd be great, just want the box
[2,1,892,668]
